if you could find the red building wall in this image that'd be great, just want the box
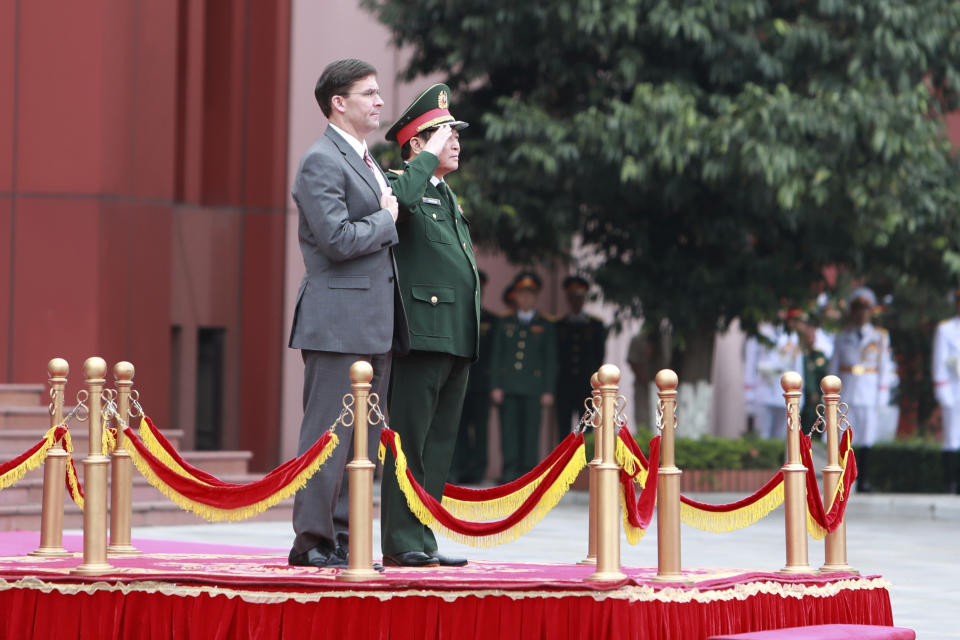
[1,0,290,470]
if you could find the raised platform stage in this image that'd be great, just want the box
[0,532,893,640]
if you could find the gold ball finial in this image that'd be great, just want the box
[780,371,803,392]
[820,374,841,394]
[114,361,135,382]
[83,357,107,380]
[349,360,374,384]
[597,363,621,386]
[590,372,600,390]
[47,358,69,378]
[655,368,679,391]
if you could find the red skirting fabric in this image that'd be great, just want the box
[0,578,894,640]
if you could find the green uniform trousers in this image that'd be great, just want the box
[499,393,542,482]
[381,350,471,555]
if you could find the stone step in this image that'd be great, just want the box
[0,429,184,456]
[0,498,297,531]
[0,405,59,429]
[0,469,264,507]
[0,384,46,406]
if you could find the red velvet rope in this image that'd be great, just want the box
[381,429,584,535]
[442,431,583,501]
[617,425,649,474]
[0,437,48,478]
[801,430,857,533]
[122,424,335,509]
[621,436,661,529]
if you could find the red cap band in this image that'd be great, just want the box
[395,108,452,146]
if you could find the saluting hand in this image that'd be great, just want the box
[381,187,398,222]
[423,124,453,156]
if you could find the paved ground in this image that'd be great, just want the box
[117,490,959,638]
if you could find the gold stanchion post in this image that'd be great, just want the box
[779,371,811,574]
[71,357,113,575]
[108,361,140,555]
[586,364,626,582]
[30,358,71,557]
[653,369,685,582]
[819,375,855,574]
[578,372,601,566]
[337,361,382,582]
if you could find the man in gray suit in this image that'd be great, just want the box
[288,59,407,568]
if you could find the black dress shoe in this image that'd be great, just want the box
[429,552,468,567]
[382,551,440,567]
[335,544,385,572]
[288,545,347,569]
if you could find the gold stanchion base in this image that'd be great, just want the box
[576,556,597,566]
[337,568,383,582]
[28,546,70,557]
[778,564,814,574]
[585,570,627,582]
[651,573,693,584]
[107,544,142,556]
[70,563,114,576]
[819,564,857,574]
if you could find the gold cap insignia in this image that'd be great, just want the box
[438,90,448,109]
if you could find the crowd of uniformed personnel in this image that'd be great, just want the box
[450,271,607,484]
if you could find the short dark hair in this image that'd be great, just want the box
[400,130,433,161]
[314,59,377,118]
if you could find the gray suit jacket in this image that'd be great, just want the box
[289,126,409,354]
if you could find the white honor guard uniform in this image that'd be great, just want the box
[933,315,960,452]
[744,322,804,439]
[828,289,896,448]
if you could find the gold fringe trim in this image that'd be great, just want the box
[807,446,853,540]
[620,486,648,545]
[441,460,563,521]
[0,575,892,606]
[138,417,212,485]
[0,424,61,491]
[680,480,784,532]
[125,433,339,522]
[807,508,827,540]
[391,432,586,547]
[615,435,649,487]
[101,428,117,456]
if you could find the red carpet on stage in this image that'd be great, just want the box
[0,532,893,640]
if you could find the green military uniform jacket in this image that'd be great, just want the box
[490,312,558,396]
[388,152,480,357]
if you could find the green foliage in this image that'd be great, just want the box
[865,439,946,492]
[365,0,960,368]
[612,429,784,469]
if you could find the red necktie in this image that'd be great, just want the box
[363,149,376,171]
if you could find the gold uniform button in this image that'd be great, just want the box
[519,331,527,338]
[516,352,524,359]
[432,213,437,219]
[430,295,438,305]
[514,362,523,370]
[517,341,525,348]
[462,242,467,249]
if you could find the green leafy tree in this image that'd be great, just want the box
[366,0,960,405]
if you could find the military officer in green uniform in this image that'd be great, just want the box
[451,270,497,484]
[379,84,478,567]
[490,272,558,481]
[554,275,606,443]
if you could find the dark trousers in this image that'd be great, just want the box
[555,381,591,444]
[381,351,471,555]
[499,393,542,482]
[292,351,390,554]
[451,390,490,484]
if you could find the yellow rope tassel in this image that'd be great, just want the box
[680,480,784,532]
[0,425,61,491]
[620,486,648,545]
[125,433,339,522]
[807,507,827,540]
[138,417,213,486]
[101,428,117,457]
[66,461,84,511]
[615,435,649,487]
[391,432,587,547]
[441,463,559,521]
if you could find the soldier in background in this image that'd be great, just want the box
[450,271,497,484]
[490,272,557,481]
[829,287,896,492]
[743,320,805,438]
[787,308,835,434]
[932,286,960,493]
[554,276,606,443]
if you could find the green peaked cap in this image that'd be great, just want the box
[385,83,468,146]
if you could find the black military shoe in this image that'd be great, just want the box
[429,552,468,567]
[382,551,440,567]
[288,545,348,569]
